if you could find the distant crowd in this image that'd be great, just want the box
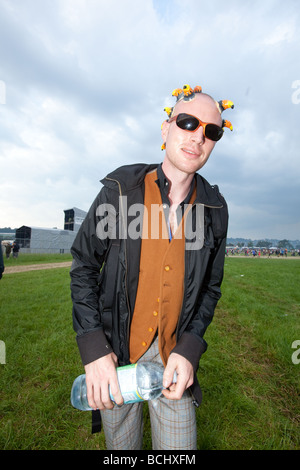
[2,241,20,259]
[226,248,300,257]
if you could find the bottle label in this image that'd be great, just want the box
[110,363,144,403]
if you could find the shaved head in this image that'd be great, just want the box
[172,93,223,126]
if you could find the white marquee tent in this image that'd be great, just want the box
[15,226,78,254]
[15,207,87,254]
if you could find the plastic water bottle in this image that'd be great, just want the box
[71,361,177,411]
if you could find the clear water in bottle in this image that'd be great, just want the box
[71,361,177,410]
[136,362,166,400]
[71,374,91,411]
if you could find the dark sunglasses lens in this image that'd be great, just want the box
[175,114,223,141]
[205,124,224,141]
[176,114,199,131]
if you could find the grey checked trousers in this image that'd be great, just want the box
[100,337,197,450]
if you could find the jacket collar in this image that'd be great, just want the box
[101,163,157,193]
[194,173,223,208]
[102,163,223,208]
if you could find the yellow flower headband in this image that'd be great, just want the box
[161,84,234,149]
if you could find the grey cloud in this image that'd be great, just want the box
[0,0,299,239]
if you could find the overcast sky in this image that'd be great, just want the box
[0,0,299,240]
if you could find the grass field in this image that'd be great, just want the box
[0,254,299,450]
[3,252,72,266]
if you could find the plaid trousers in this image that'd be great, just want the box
[100,337,197,450]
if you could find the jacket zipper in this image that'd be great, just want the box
[175,199,222,341]
[105,177,132,343]
[174,201,217,408]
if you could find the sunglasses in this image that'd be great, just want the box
[168,113,224,142]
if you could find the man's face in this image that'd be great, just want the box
[161,94,222,176]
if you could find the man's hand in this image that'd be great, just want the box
[161,352,194,400]
[84,352,123,410]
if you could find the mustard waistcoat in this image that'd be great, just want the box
[129,169,196,366]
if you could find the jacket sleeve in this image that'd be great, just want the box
[70,187,114,365]
[0,246,4,279]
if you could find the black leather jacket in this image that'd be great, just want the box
[70,163,228,405]
[0,246,4,279]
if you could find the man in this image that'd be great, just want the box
[12,241,20,258]
[5,243,11,259]
[70,84,233,450]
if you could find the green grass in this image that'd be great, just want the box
[198,258,300,450]
[3,252,72,266]
[0,255,299,450]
